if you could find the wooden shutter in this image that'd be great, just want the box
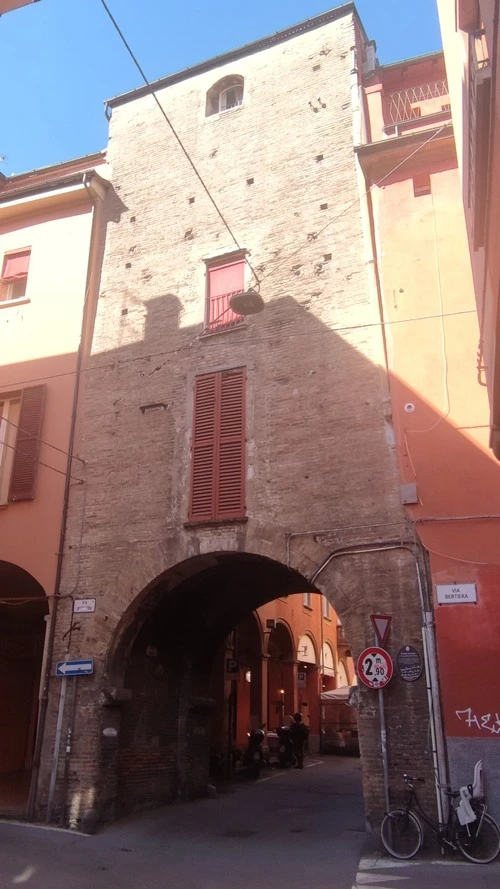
[189,374,217,521]
[8,384,46,501]
[189,368,246,522]
[216,368,245,519]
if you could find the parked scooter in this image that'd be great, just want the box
[276,725,298,768]
[243,729,266,778]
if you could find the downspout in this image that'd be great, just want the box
[308,540,448,822]
[28,174,104,820]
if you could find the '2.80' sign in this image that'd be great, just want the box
[357,647,393,689]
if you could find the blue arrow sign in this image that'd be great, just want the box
[56,659,94,677]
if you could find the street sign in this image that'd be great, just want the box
[396,645,423,682]
[73,598,96,614]
[357,647,393,689]
[56,659,94,677]
[370,614,392,647]
[435,583,477,605]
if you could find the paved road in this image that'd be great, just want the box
[1,758,500,889]
[0,758,365,889]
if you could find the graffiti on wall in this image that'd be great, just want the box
[456,708,500,735]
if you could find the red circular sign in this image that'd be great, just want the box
[357,647,393,689]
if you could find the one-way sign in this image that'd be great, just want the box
[56,659,94,677]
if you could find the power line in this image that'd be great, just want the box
[0,437,84,484]
[98,0,260,288]
[2,416,86,464]
[260,124,451,284]
[0,306,476,393]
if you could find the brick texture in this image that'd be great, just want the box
[37,11,436,829]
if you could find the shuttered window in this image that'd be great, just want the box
[0,249,30,303]
[206,258,245,331]
[6,384,46,501]
[189,368,246,522]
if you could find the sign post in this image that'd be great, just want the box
[357,645,394,815]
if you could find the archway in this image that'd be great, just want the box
[102,552,320,819]
[0,561,48,816]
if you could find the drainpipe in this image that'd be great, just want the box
[305,539,447,821]
[28,173,105,820]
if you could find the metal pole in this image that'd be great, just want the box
[46,676,67,823]
[379,689,390,814]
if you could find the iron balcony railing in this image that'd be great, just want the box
[206,289,244,331]
[386,80,449,124]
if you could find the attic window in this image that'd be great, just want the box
[206,76,244,116]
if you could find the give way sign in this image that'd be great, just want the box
[357,647,393,689]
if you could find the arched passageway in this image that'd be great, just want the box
[0,561,48,816]
[103,552,322,819]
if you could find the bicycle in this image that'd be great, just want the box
[380,772,500,864]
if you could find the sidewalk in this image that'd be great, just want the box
[354,843,500,888]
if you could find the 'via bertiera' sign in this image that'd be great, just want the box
[436,583,477,605]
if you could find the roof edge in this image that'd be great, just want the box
[106,3,356,110]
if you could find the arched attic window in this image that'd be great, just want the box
[206,75,244,116]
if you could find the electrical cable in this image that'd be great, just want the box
[0,437,84,484]
[1,416,86,464]
[98,0,261,288]
[0,307,477,393]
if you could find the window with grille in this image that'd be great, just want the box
[205,256,245,331]
[0,249,31,303]
[189,368,245,522]
[0,384,45,504]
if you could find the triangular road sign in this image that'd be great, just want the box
[370,614,392,647]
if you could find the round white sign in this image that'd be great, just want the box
[357,647,393,689]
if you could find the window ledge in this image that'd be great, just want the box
[303,605,313,612]
[184,516,248,529]
[205,105,244,122]
[0,297,30,310]
[199,322,248,339]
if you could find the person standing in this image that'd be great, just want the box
[290,712,309,769]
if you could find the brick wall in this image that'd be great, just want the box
[37,10,436,829]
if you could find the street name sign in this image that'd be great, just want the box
[436,583,477,604]
[56,659,94,677]
[73,598,96,614]
[357,647,393,689]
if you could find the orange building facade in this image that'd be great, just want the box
[438,0,500,459]
[0,155,108,817]
[357,47,500,816]
[208,594,355,761]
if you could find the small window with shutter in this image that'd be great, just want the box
[0,249,31,304]
[0,384,46,504]
[189,368,246,522]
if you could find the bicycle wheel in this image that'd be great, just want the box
[454,811,500,864]
[380,809,423,859]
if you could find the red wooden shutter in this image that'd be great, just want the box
[8,384,46,501]
[189,374,217,521]
[215,368,245,519]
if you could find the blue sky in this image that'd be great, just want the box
[0,0,441,176]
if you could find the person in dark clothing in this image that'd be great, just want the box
[290,712,309,769]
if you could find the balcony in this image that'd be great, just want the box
[205,289,245,333]
[383,80,450,135]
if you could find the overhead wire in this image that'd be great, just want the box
[0,437,84,484]
[1,416,86,464]
[98,0,261,288]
